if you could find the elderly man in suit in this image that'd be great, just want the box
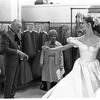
[1,19,28,98]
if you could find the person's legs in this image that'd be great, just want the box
[47,81,51,91]
[10,65,20,98]
[51,82,57,88]
[4,67,16,98]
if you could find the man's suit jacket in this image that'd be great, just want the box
[1,29,20,68]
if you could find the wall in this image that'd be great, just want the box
[10,0,19,20]
[21,4,89,23]
[0,0,11,21]
[0,0,19,21]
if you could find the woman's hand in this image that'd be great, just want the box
[66,37,73,43]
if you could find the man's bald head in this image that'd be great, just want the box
[11,19,22,34]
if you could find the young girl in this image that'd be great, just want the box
[40,29,64,91]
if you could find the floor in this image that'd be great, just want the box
[0,78,47,98]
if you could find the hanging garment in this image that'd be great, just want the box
[31,30,39,56]
[18,59,33,84]
[60,25,72,74]
[0,55,5,75]
[31,31,48,77]
[0,32,5,75]
[22,30,34,57]
[31,50,42,77]
[38,31,48,52]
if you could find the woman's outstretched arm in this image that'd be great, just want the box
[43,43,73,52]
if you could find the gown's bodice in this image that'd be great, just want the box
[79,44,98,62]
[68,37,100,62]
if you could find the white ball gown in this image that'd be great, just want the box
[42,37,100,98]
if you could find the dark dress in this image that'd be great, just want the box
[31,31,48,77]
[60,26,72,75]
[18,30,33,84]
[0,30,5,76]
[31,30,39,56]
[18,58,33,85]
[22,30,34,57]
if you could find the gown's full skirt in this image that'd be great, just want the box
[43,58,100,98]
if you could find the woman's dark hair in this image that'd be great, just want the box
[83,16,100,34]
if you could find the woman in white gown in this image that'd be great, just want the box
[42,16,100,98]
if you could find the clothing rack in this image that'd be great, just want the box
[22,21,50,33]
